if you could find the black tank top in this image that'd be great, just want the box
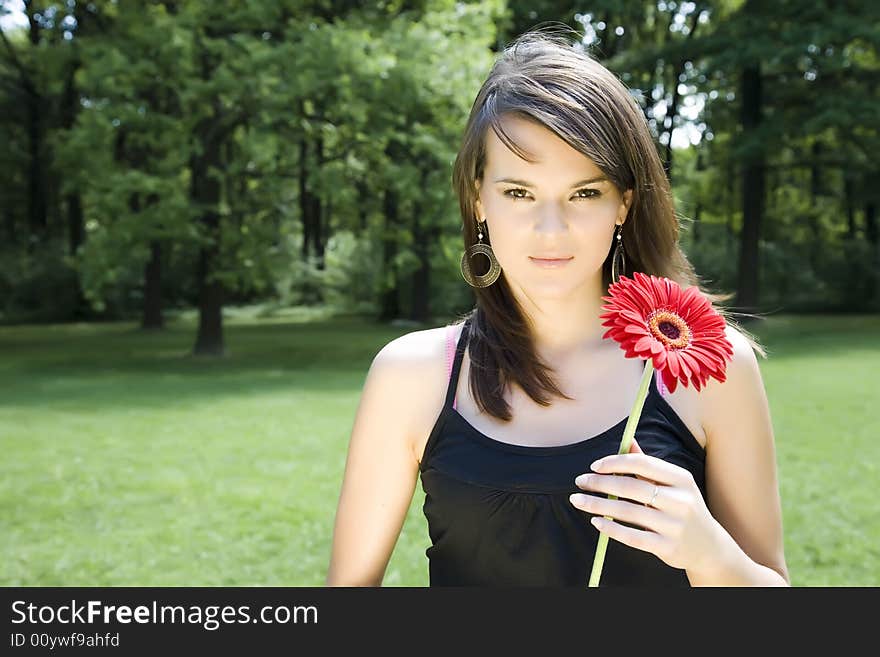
[418,317,707,587]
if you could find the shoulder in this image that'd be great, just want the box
[372,324,451,372]
[369,324,457,460]
[698,323,769,443]
[722,323,764,390]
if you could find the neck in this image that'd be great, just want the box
[509,274,611,364]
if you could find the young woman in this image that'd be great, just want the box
[326,30,789,587]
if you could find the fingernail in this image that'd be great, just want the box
[590,459,604,471]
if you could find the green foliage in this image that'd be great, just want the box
[267,228,383,314]
[0,0,877,327]
[269,245,326,309]
[681,222,739,295]
[320,229,382,314]
[0,241,80,323]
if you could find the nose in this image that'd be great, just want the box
[534,202,569,235]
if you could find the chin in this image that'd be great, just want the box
[521,280,584,299]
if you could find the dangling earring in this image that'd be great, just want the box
[611,223,626,284]
[460,217,501,288]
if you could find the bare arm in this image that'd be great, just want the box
[688,325,790,586]
[325,337,425,586]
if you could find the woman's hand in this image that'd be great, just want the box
[570,438,726,574]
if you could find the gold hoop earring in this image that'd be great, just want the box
[611,223,626,283]
[460,218,501,288]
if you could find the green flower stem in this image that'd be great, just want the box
[587,358,656,588]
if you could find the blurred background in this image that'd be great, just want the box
[1,0,877,586]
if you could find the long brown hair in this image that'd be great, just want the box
[450,27,765,422]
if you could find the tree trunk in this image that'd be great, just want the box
[735,63,765,314]
[310,188,322,267]
[194,245,224,355]
[66,193,84,254]
[60,52,84,257]
[810,142,822,202]
[663,72,679,183]
[191,113,225,356]
[726,159,736,242]
[357,180,369,231]
[24,3,47,244]
[692,152,705,243]
[299,136,312,259]
[142,240,164,330]
[411,201,431,323]
[866,202,878,307]
[867,203,878,246]
[807,142,822,270]
[312,133,325,269]
[63,190,90,319]
[3,207,14,244]
[844,175,856,239]
[322,187,332,270]
[379,187,400,321]
[299,132,325,273]
[25,80,46,242]
[662,7,703,183]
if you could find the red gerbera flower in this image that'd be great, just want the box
[599,272,734,393]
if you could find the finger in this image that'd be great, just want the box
[590,516,671,558]
[575,473,683,512]
[589,452,690,488]
[626,438,655,483]
[569,493,675,535]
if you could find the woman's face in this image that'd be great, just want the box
[475,115,632,300]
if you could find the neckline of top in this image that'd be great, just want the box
[445,369,662,456]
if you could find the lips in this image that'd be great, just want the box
[529,256,573,261]
[529,256,574,269]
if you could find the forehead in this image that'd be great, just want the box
[484,115,602,176]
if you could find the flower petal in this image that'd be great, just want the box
[653,349,667,370]
[635,335,654,353]
[679,351,703,380]
[599,273,731,384]
[676,352,692,380]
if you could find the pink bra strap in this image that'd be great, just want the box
[655,371,669,398]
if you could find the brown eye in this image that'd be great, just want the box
[503,188,529,200]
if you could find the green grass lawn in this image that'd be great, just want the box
[1,310,878,586]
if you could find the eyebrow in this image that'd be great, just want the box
[492,176,609,188]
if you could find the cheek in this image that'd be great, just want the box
[589,196,625,217]
[485,224,517,261]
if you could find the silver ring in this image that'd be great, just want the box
[647,485,660,507]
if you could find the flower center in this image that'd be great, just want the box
[648,310,691,349]
[659,321,680,340]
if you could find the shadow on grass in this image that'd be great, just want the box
[0,315,436,411]
[1,312,877,411]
